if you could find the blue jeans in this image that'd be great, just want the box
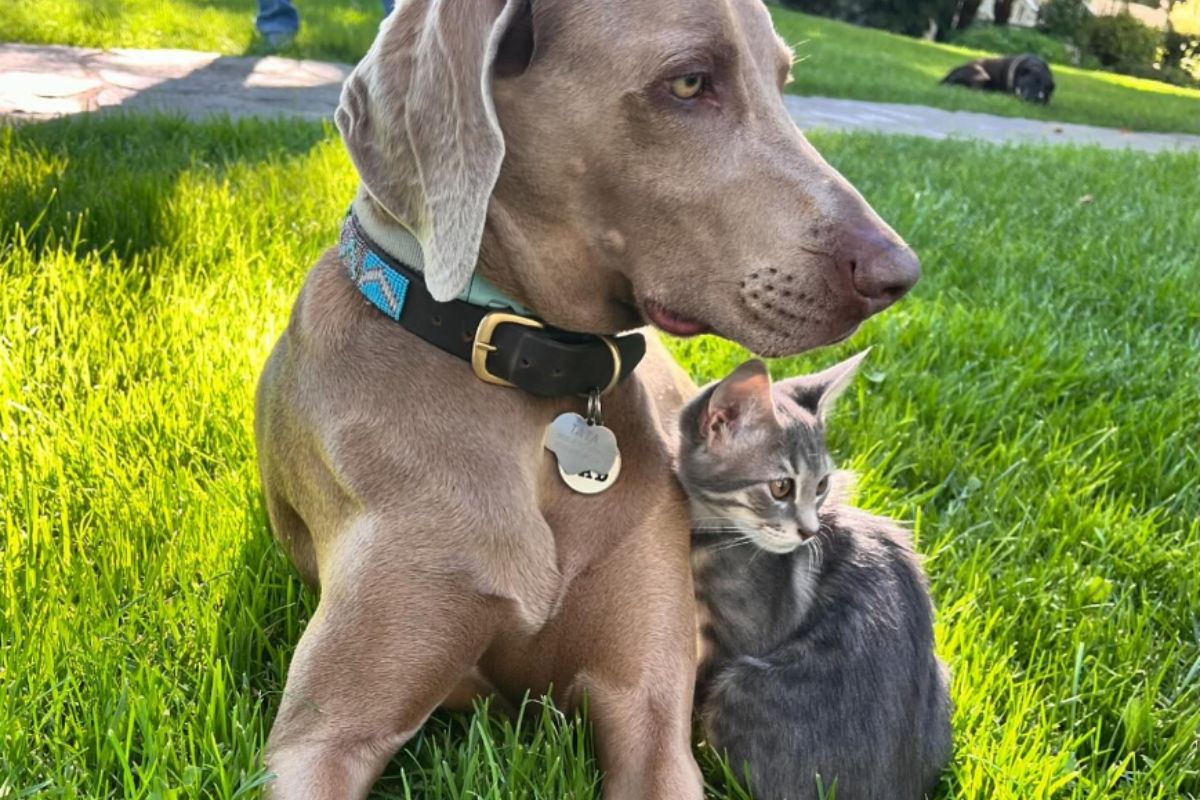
[256,0,395,36]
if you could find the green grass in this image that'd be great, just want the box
[0,0,385,63]
[2,113,1199,798]
[3,0,1200,134]
[771,8,1200,135]
[947,23,1083,67]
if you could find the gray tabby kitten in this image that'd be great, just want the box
[678,352,951,800]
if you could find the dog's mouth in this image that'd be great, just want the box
[830,322,861,344]
[642,300,712,337]
[639,297,864,353]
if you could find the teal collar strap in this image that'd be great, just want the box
[336,211,646,397]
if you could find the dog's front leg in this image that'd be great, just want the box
[548,499,703,800]
[263,516,502,800]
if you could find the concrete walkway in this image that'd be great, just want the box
[0,43,348,122]
[783,95,1200,153]
[3,43,1199,153]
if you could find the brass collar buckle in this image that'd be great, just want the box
[471,312,545,388]
[472,311,622,394]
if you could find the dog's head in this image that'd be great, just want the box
[1013,55,1055,104]
[337,0,919,357]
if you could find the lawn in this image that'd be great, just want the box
[2,112,1198,798]
[3,0,1200,135]
[771,9,1200,136]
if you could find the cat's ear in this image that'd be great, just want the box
[701,360,773,445]
[779,349,870,422]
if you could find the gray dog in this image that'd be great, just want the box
[942,53,1056,103]
[253,0,920,797]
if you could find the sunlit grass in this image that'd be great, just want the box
[2,0,1200,133]
[2,114,1199,798]
[771,8,1200,135]
[0,0,387,63]
[1070,68,1200,98]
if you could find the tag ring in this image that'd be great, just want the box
[587,389,604,426]
[599,336,621,396]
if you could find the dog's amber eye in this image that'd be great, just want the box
[669,74,706,100]
[769,478,794,500]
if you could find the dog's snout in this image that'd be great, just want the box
[838,231,921,313]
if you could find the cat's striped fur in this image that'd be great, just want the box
[677,355,951,800]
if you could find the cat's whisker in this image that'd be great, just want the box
[692,518,760,538]
[809,538,824,577]
[709,536,755,553]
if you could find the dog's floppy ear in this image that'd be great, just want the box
[336,0,529,301]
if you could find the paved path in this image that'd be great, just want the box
[783,95,1200,153]
[0,43,348,122]
[3,43,1199,153]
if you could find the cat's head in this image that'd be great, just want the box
[678,351,868,554]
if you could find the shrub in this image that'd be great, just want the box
[952,23,1079,63]
[1037,0,1091,43]
[1143,63,1200,85]
[1160,29,1200,81]
[1082,11,1160,72]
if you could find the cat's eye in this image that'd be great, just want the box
[669,73,707,100]
[816,475,830,497]
[769,478,795,500]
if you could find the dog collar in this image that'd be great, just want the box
[338,212,645,397]
[1005,54,1031,91]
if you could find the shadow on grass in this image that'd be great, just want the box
[1,112,330,263]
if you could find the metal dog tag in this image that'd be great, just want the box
[544,412,621,495]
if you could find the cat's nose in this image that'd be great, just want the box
[798,510,821,539]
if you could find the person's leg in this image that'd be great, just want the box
[255,0,300,46]
[380,0,395,16]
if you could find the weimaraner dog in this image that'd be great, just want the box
[253,0,920,797]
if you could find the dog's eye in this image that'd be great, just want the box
[769,478,794,500]
[669,73,707,100]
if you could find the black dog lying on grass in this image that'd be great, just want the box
[942,53,1055,104]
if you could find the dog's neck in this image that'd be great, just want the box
[1005,54,1030,91]
[351,188,427,272]
[350,187,531,313]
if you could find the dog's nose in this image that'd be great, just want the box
[837,228,921,313]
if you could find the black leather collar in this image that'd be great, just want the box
[338,213,645,398]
